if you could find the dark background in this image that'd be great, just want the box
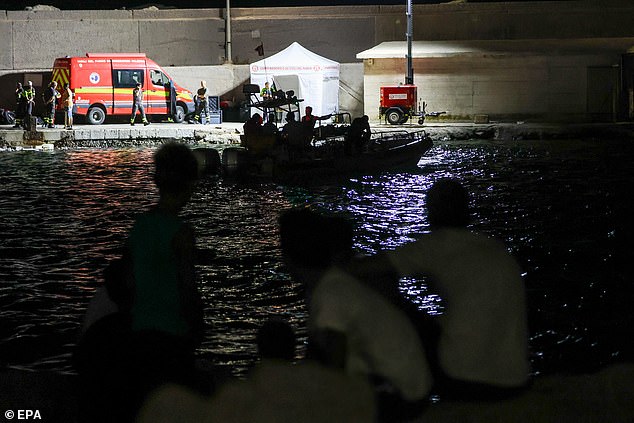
[0,0,565,11]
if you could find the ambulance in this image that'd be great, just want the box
[52,53,195,124]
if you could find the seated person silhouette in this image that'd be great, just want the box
[355,178,530,401]
[279,208,431,422]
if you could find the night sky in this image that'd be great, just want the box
[1,0,565,11]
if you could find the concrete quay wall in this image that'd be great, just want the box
[2,1,634,71]
[0,122,243,150]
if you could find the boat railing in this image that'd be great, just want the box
[369,129,428,149]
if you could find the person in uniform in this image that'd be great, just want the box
[23,81,36,130]
[166,78,177,123]
[13,82,24,129]
[131,82,149,126]
[194,80,209,124]
[43,81,61,128]
[260,81,273,100]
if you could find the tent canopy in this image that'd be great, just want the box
[250,42,340,119]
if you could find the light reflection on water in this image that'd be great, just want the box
[0,139,632,377]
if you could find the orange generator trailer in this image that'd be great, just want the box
[378,0,432,126]
[52,53,195,124]
[379,84,427,125]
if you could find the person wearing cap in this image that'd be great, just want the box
[131,82,149,126]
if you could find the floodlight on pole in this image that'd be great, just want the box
[405,0,413,85]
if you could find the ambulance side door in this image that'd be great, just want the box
[147,68,169,116]
[111,68,145,115]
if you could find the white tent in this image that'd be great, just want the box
[250,42,340,119]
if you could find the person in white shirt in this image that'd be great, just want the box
[358,178,530,400]
[279,208,432,421]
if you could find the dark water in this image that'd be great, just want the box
[0,139,632,377]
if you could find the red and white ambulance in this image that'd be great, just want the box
[52,53,195,124]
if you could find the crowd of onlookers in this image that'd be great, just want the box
[74,142,530,423]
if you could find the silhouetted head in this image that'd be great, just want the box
[279,208,353,270]
[16,82,22,88]
[305,106,313,115]
[426,178,470,228]
[153,142,199,196]
[256,318,296,361]
[285,112,295,122]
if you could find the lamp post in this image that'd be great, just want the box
[405,0,413,85]
[225,0,232,64]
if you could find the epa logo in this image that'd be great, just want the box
[4,410,41,419]
[89,72,100,84]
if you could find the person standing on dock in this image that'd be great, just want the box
[194,80,209,124]
[131,82,149,126]
[23,80,35,130]
[43,81,60,128]
[61,83,74,130]
[13,82,24,129]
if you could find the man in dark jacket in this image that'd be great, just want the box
[43,81,60,128]
[13,82,24,129]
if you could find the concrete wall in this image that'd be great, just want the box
[2,1,634,121]
[3,2,634,71]
[363,52,622,122]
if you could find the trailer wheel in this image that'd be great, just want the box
[87,106,106,125]
[386,108,404,125]
[173,105,185,123]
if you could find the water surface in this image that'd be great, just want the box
[0,139,632,376]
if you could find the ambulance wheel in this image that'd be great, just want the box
[173,105,185,123]
[386,108,403,125]
[87,106,106,125]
